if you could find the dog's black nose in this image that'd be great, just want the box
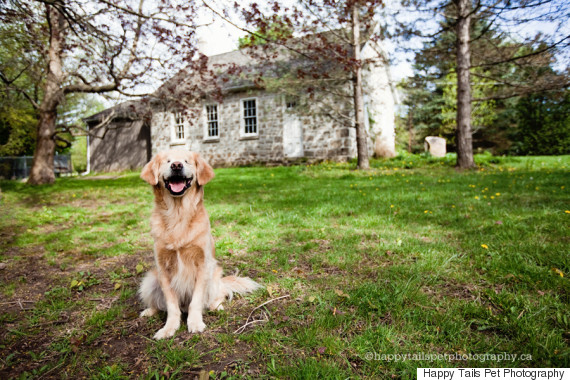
[171,161,183,171]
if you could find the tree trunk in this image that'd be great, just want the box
[407,108,413,153]
[351,3,370,170]
[28,5,66,185]
[454,0,475,168]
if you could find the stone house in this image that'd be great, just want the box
[85,34,397,171]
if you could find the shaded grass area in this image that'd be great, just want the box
[0,153,568,378]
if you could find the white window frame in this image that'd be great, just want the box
[240,97,258,137]
[203,104,220,141]
[171,111,186,143]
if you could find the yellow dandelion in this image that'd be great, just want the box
[495,192,500,196]
[481,244,488,249]
[390,205,395,208]
[474,196,479,200]
[490,196,495,199]
[424,210,429,214]
[551,268,564,277]
[565,210,570,214]
[452,205,456,208]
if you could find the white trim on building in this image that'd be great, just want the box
[240,97,258,138]
[203,104,220,141]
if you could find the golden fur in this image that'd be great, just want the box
[138,149,261,339]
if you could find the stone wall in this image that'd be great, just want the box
[151,89,357,167]
[89,120,150,172]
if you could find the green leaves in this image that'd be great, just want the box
[69,271,100,292]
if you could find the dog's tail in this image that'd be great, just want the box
[221,275,262,301]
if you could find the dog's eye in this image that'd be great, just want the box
[184,160,188,164]
[167,160,171,163]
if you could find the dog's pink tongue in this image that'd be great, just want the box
[170,181,185,193]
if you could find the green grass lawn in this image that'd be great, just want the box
[0,153,568,379]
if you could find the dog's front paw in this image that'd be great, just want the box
[140,308,157,318]
[187,316,206,333]
[153,324,179,340]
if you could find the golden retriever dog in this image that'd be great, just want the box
[138,149,261,339]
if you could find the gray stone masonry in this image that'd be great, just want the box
[151,89,358,167]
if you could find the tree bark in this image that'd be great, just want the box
[454,0,475,168]
[352,3,370,170]
[408,108,413,153]
[28,5,66,185]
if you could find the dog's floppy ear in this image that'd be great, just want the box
[193,152,214,186]
[141,154,162,185]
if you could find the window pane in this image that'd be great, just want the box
[206,105,219,137]
[243,99,257,134]
[174,112,185,140]
[208,121,218,137]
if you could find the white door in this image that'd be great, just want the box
[283,105,304,158]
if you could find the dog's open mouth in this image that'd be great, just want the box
[164,176,193,196]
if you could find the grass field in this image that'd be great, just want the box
[0,153,568,379]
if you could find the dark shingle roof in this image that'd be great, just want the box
[83,100,148,124]
[85,27,382,121]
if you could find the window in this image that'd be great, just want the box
[205,104,219,138]
[173,111,185,141]
[242,99,257,135]
[285,96,298,109]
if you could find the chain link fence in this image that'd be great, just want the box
[0,155,72,180]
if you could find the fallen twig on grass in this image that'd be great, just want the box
[0,300,35,305]
[233,315,269,334]
[0,299,36,310]
[234,294,290,334]
[88,296,118,310]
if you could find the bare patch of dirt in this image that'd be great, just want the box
[0,247,65,309]
[421,279,481,302]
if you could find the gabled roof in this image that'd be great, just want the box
[83,100,147,124]
[85,26,386,121]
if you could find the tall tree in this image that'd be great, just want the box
[0,0,201,184]
[388,0,569,167]
[454,0,473,167]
